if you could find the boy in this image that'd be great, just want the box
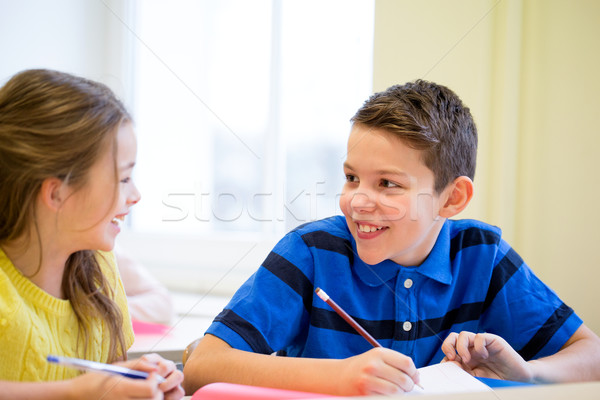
[183,81,600,396]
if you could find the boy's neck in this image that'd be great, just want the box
[391,217,446,267]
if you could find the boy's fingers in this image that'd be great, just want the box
[366,372,414,396]
[456,331,476,363]
[380,349,421,392]
[382,363,418,393]
[441,332,459,360]
[384,351,417,375]
[473,334,491,359]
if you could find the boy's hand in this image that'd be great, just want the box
[338,347,420,395]
[441,331,533,383]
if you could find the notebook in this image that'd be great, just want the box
[191,362,493,399]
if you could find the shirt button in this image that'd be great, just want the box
[403,321,412,331]
[404,279,413,289]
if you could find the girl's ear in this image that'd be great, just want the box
[439,176,474,218]
[39,177,67,212]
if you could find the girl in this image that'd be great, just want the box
[0,69,184,399]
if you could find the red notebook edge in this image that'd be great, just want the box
[191,382,340,400]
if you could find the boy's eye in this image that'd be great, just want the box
[381,179,400,188]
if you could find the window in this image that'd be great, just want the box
[122,0,374,292]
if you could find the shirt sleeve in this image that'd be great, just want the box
[206,231,315,354]
[481,240,583,360]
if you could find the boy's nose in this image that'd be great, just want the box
[350,191,376,211]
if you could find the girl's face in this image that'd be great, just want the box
[60,121,140,252]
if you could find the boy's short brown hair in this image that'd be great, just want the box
[351,80,477,193]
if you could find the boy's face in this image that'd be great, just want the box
[339,124,449,266]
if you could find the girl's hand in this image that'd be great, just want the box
[118,353,185,400]
[337,347,421,395]
[69,371,162,400]
[68,353,184,400]
[441,331,533,383]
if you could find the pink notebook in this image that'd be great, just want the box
[131,319,171,335]
[191,382,339,400]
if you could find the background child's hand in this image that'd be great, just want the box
[441,331,533,383]
[337,347,420,395]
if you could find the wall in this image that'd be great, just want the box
[0,0,131,100]
[3,0,599,333]
[373,0,600,334]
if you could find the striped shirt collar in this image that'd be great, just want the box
[351,220,453,286]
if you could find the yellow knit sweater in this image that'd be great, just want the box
[0,249,134,381]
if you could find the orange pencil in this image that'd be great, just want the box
[315,287,381,348]
[315,287,424,390]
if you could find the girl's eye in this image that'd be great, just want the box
[120,177,131,184]
[345,174,358,183]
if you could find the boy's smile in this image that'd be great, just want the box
[339,124,450,267]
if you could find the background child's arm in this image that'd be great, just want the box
[182,333,420,396]
[441,325,600,383]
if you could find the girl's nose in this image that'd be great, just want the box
[128,183,141,206]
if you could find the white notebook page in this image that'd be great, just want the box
[408,362,492,395]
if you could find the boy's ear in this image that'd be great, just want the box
[439,176,473,218]
[39,177,68,212]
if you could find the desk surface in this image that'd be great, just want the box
[354,380,600,400]
[128,315,212,362]
[128,293,229,362]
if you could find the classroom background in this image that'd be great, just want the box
[1,0,599,335]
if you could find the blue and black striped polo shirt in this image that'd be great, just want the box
[206,216,582,367]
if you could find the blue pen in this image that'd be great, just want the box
[47,355,166,383]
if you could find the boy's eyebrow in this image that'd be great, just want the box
[344,162,409,178]
[375,168,409,178]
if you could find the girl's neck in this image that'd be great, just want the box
[2,233,70,299]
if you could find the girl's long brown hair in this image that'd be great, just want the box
[0,69,130,362]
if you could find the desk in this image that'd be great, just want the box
[128,292,229,362]
[127,315,211,362]
[182,381,600,399]
[353,381,600,400]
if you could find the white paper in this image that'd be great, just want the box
[408,362,492,395]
